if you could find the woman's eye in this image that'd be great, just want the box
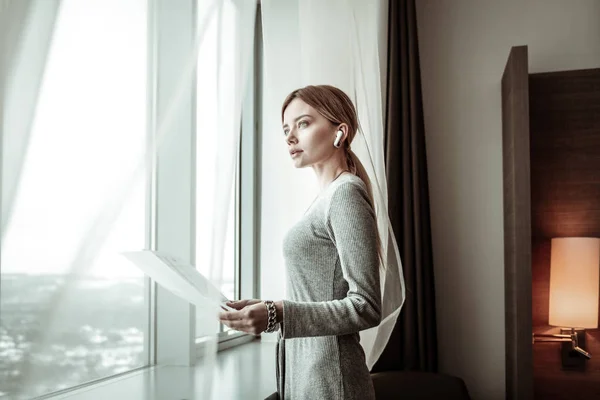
[298,120,308,128]
[283,130,289,136]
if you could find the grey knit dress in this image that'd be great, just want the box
[276,173,381,400]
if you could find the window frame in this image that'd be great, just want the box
[150,0,262,362]
[195,0,263,351]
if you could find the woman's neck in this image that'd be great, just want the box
[314,165,350,192]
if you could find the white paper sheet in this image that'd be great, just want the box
[121,250,234,313]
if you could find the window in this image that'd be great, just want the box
[195,0,237,338]
[194,0,259,339]
[1,1,260,397]
[0,0,149,397]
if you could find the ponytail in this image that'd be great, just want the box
[346,148,373,205]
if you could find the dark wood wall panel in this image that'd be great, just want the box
[530,69,600,239]
[530,68,600,400]
[502,45,533,400]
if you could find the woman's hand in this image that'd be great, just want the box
[224,299,261,310]
[219,300,269,335]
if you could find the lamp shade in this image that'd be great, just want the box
[549,237,600,329]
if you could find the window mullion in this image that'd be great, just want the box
[239,4,262,303]
[150,0,197,367]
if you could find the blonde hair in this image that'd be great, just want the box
[281,85,382,263]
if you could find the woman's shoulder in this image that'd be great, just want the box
[323,173,371,210]
[306,173,371,221]
[328,173,368,196]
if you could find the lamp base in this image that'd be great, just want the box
[561,328,586,371]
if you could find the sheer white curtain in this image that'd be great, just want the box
[193,2,255,395]
[1,0,256,397]
[1,0,256,306]
[0,4,62,392]
[2,1,150,397]
[260,0,406,369]
[195,0,257,336]
[0,0,61,240]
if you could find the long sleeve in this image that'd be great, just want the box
[281,181,381,339]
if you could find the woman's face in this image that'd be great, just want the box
[282,98,338,169]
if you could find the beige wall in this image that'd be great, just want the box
[415,1,600,399]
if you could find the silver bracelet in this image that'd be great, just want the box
[263,300,277,333]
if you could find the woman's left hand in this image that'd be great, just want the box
[218,301,269,335]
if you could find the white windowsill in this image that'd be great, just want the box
[45,338,277,400]
[196,330,256,356]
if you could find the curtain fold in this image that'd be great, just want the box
[195,0,256,333]
[372,0,438,373]
[0,0,62,240]
[0,3,62,395]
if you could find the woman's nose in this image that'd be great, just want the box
[286,130,298,144]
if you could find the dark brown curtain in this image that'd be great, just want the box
[372,0,438,373]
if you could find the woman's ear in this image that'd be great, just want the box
[336,124,349,144]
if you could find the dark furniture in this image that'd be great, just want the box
[371,371,471,399]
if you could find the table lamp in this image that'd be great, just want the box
[533,237,600,370]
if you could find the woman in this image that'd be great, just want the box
[219,85,381,400]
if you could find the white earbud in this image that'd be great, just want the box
[333,130,343,148]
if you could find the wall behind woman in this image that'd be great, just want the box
[415,1,600,399]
